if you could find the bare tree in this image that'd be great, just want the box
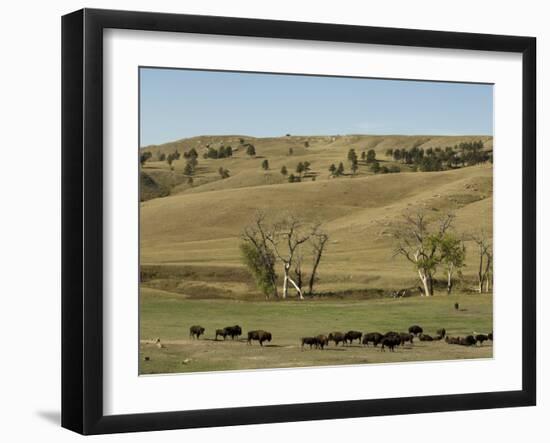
[266,215,312,299]
[472,231,492,293]
[308,228,329,295]
[390,211,454,296]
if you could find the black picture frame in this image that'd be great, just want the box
[62,8,536,435]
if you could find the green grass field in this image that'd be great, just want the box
[140,289,493,374]
[139,134,493,374]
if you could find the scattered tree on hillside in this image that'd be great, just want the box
[288,173,300,183]
[304,141,310,148]
[158,152,166,162]
[261,159,269,170]
[385,149,394,158]
[366,149,376,164]
[390,211,455,296]
[183,161,194,176]
[246,144,256,156]
[296,162,305,177]
[361,151,366,161]
[288,147,294,156]
[351,159,359,175]
[328,164,337,176]
[370,161,380,173]
[281,165,288,176]
[218,167,230,179]
[303,161,311,173]
[140,151,152,166]
[336,162,345,176]
[187,176,193,185]
[347,149,358,163]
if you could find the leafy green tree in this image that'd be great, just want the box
[296,162,305,177]
[437,233,466,294]
[240,242,278,299]
[261,159,269,170]
[361,151,366,161]
[328,164,336,175]
[370,161,380,173]
[304,141,309,148]
[351,159,359,175]
[347,149,357,163]
[385,149,394,157]
[246,144,256,156]
[336,162,345,176]
[281,165,288,176]
[288,147,294,156]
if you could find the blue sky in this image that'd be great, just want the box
[140,68,493,147]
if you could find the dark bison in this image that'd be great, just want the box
[215,328,227,340]
[315,334,329,350]
[419,334,434,341]
[435,328,446,340]
[247,330,272,346]
[488,332,493,341]
[301,337,317,349]
[189,325,205,339]
[223,325,242,340]
[399,333,414,346]
[459,335,477,346]
[328,332,346,346]
[408,325,423,336]
[344,330,363,345]
[454,303,459,311]
[475,334,489,345]
[381,332,401,352]
[362,332,383,347]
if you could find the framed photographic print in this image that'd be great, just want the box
[62,8,536,435]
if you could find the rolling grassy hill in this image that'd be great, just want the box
[140,134,492,298]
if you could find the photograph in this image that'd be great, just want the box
[138,68,494,374]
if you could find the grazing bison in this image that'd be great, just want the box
[419,334,434,341]
[362,332,383,347]
[247,330,272,346]
[189,325,205,339]
[408,325,423,336]
[454,303,460,311]
[328,332,346,346]
[315,335,329,350]
[488,332,493,341]
[475,334,489,345]
[445,336,461,345]
[459,335,477,346]
[301,337,317,349]
[381,333,401,352]
[344,330,363,345]
[399,333,414,346]
[435,328,446,340]
[223,325,242,340]
[215,329,227,340]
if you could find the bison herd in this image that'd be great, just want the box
[188,324,492,352]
